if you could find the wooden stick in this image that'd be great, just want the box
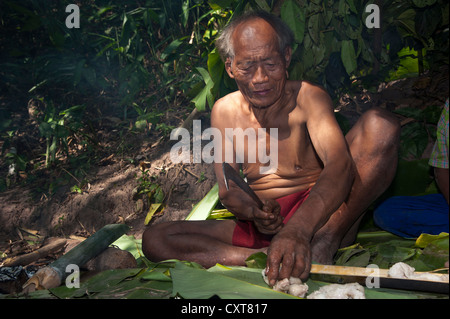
[1,238,67,267]
[22,224,129,292]
[310,264,449,282]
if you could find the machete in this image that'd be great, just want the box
[222,162,263,208]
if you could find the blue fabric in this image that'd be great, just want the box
[373,193,449,238]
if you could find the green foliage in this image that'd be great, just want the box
[0,0,448,192]
[1,0,448,109]
[38,102,86,167]
[335,231,449,272]
[202,0,449,100]
[394,104,442,160]
[8,233,447,299]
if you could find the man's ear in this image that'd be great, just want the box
[284,47,292,68]
[225,58,235,79]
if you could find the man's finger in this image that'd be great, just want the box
[262,199,281,214]
[300,260,311,281]
[266,249,282,286]
[253,208,275,220]
[278,252,295,280]
[291,256,307,279]
[291,251,311,281]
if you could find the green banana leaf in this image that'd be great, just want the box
[185,183,219,221]
[170,262,298,299]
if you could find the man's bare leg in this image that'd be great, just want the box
[310,107,400,264]
[142,219,265,267]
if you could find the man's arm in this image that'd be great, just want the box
[435,167,449,204]
[211,98,283,232]
[266,84,354,283]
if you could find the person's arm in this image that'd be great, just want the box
[435,167,449,204]
[211,98,283,233]
[266,85,354,283]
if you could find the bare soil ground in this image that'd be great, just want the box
[0,66,448,256]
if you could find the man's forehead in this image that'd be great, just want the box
[234,18,277,40]
[232,18,279,54]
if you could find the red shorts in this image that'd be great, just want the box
[231,189,311,249]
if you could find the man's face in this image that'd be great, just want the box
[226,19,291,109]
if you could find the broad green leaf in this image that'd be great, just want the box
[346,0,357,13]
[185,183,219,220]
[170,262,298,299]
[412,0,437,8]
[50,268,144,298]
[245,252,267,269]
[376,243,418,264]
[334,248,371,267]
[307,14,320,45]
[144,203,164,225]
[207,49,224,96]
[141,268,172,282]
[254,0,271,11]
[160,39,183,61]
[341,40,357,75]
[112,235,143,259]
[207,264,267,286]
[208,0,233,10]
[192,67,215,111]
[207,208,235,220]
[364,288,420,299]
[381,159,434,199]
[281,0,305,44]
[415,232,449,248]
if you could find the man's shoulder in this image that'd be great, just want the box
[212,91,243,114]
[297,81,328,99]
[296,81,332,110]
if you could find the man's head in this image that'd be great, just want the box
[216,11,295,109]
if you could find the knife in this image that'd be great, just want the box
[222,162,264,208]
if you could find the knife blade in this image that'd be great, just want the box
[222,162,263,208]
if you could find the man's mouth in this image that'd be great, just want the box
[253,89,271,96]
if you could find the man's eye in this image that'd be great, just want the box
[240,66,253,73]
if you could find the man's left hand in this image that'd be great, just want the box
[265,227,311,285]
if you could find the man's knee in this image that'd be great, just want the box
[364,107,400,135]
[142,222,170,261]
[362,107,400,150]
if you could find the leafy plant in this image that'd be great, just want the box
[38,103,86,167]
[197,0,449,103]
[393,104,442,160]
[9,232,447,299]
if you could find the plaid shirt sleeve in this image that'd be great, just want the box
[429,98,449,169]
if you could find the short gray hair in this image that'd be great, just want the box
[215,10,294,62]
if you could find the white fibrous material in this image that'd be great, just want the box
[307,282,366,299]
[387,262,415,279]
[262,269,309,298]
[388,262,449,281]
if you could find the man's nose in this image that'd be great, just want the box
[252,65,269,84]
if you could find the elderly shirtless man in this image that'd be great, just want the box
[142,11,400,285]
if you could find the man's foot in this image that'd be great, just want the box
[310,234,340,265]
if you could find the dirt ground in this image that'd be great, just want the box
[0,65,448,255]
[0,134,217,246]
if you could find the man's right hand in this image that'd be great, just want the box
[254,199,283,235]
[220,187,283,235]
